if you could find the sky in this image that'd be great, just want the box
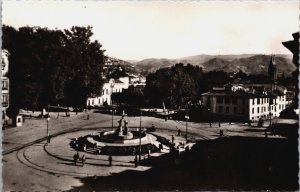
[2,1,299,61]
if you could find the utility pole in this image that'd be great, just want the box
[139,112,142,162]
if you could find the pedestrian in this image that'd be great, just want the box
[81,155,86,166]
[148,149,151,158]
[108,155,112,167]
[171,135,174,143]
[134,155,138,167]
[265,131,268,138]
[210,123,212,128]
[219,129,223,137]
[73,152,79,165]
[177,129,181,136]
[218,121,221,127]
[159,143,163,152]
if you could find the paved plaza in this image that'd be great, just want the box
[2,110,291,191]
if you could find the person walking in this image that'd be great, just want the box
[73,151,79,165]
[171,135,174,143]
[108,155,112,167]
[177,128,181,136]
[81,155,86,166]
[134,155,138,168]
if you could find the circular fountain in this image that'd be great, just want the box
[71,111,159,155]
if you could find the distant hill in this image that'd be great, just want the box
[128,54,295,75]
[103,56,142,77]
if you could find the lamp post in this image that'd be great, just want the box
[208,108,211,127]
[139,111,142,162]
[57,104,60,119]
[185,110,189,142]
[111,109,115,130]
[47,117,50,144]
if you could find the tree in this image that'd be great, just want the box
[144,63,203,108]
[62,26,105,113]
[2,25,106,115]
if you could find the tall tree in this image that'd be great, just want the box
[2,25,105,116]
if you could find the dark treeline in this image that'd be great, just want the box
[144,63,229,108]
[2,25,105,117]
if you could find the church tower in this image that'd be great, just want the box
[268,55,277,83]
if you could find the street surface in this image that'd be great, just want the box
[2,110,289,191]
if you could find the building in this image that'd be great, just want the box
[201,85,286,122]
[87,78,129,107]
[2,50,10,121]
[201,56,287,122]
[87,74,146,107]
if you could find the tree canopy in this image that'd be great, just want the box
[144,63,204,108]
[2,25,105,116]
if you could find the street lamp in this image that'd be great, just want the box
[208,108,211,127]
[111,109,116,130]
[139,111,142,162]
[57,104,60,119]
[47,117,50,144]
[185,110,189,142]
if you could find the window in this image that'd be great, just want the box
[2,94,8,103]
[257,98,260,104]
[252,108,254,114]
[99,99,101,104]
[252,98,255,105]
[232,98,238,105]
[234,107,237,114]
[217,97,223,104]
[225,97,231,104]
[279,105,281,110]
[91,100,94,105]
[257,107,260,113]
[218,106,223,113]
[2,80,8,89]
[226,107,229,113]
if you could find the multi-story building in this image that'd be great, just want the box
[201,85,286,122]
[2,50,10,121]
[87,78,129,106]
[87,74,146,107]
[201,56,287,122]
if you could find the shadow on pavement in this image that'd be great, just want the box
[67,136,299,191]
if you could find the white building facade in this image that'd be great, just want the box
[87,78,129,107]
[201,85,286,122]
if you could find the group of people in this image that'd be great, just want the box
[73,151,86,166]
[74,151,113,167]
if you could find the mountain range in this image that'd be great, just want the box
[105,54,295,76]
[127,54,295,76]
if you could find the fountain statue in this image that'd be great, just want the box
[115,111,133,139]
